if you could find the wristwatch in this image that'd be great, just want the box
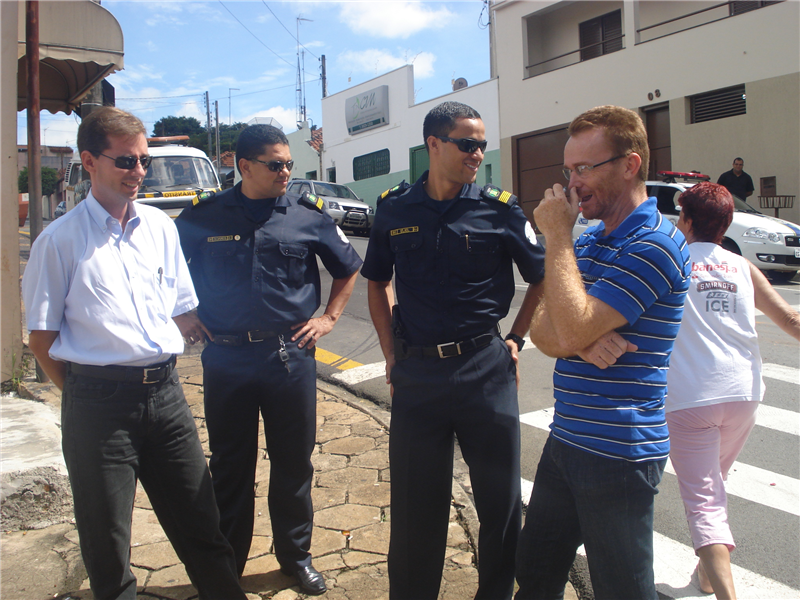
[504,333,525,351]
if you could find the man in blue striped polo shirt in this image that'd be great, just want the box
[515,106,690,600]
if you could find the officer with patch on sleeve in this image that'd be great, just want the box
[175,124,361,596]
[362,101,546,600]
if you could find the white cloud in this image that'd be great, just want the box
[339,2,454,39]
[337,49,436,78]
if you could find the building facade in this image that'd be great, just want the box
[320,65,501,207]
[491,0,799,224]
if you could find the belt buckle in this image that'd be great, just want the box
[142,366,162,384]
[437,342,461,359]
[247,331,264,343]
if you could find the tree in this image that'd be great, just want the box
[152,116,204,138]
[18,166,59,196]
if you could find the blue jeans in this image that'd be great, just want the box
[62,367,244,600]
[515,436,665,600]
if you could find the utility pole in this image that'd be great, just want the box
[215,101,221,177]
[206,91,212,156]
[321,55,327,98]
[228,88,239,126]
[296,16,312,126]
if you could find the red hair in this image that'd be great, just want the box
[678,182,734,244]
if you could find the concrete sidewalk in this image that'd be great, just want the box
[1,352,485,600]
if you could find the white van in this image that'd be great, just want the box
[138,136,221,217]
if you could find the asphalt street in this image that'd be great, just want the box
[316,233,800,600]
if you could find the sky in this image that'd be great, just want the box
[19,0,493,152]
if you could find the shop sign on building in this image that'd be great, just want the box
[346,86,389,135]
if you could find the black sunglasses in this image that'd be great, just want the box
[97,153,153,170]
[251,158,294,172]
[435,136,488,154]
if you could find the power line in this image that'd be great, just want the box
[261,1,319,60]
[218,0,295,68]
[116,93,203,100]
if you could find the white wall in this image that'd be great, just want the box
[321,65,500,184]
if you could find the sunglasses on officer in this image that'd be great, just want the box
[435,136,488,155]
[251,158,295,172]
[97,153,153,170]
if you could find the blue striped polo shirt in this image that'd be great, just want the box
[551,197,690,462]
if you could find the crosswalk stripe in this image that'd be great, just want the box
[521,477,799,598]
[519,408,555,432]
[664,458,800,517]
[331,361,387,385]
[762,363,800,385]
[651,532,800,599]
[756,404,799,436]
[315,348,362,371]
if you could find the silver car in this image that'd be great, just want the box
[286,179,374,236]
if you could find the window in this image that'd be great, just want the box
[579,10,623,62]
[305,170,317,180]
[730,1,782,16]
[353,149,390,181]
[327,167,336,183]
[485,164,493,185]
[691,85,746,124]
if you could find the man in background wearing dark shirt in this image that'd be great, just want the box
[717,157,754,199]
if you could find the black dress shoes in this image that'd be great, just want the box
[280,564,327,595]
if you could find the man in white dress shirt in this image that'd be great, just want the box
[22,107,245,600]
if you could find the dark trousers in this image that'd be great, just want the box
[202,338,317,576]
[515,436,665,600]
[61,368,244,600]
[388,337,521,600]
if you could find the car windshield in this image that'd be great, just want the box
[313,182,360,201]
[731,195,762,214]
[142,156,219,191]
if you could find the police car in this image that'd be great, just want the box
[572,171,800,283]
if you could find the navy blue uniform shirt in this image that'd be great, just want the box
[176,183,362,334]
[361,172,545,346]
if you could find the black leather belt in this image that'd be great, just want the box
[212,330,280,347]
[68,355,176,384]
[402,331,498,359]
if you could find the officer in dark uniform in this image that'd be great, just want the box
[362,101,546,600]
[175,124,362,595]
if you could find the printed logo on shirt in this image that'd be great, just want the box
[691,261,738,274]
[702,289,737,314]
[207,235,236,243]
[390,226,419,236]
[697,281,737,293]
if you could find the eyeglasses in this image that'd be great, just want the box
[562,155,626,181]
[435,136,488,154]
[97,153,153,170]
[251,158,294,172]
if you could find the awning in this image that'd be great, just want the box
[17,0,124,115]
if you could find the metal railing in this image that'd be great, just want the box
[524,33,625,78]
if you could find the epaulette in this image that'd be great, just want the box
[480,184,517,207]
[299,191,324,212]
[377,181,411,206]
[192,189,216,207]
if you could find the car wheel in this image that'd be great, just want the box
[767,270,797,283]
[721,238,741,255]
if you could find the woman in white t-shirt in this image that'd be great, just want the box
[667,182,800,600]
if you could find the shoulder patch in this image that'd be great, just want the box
[480,184,517,207]
[192,189,216,207]
[299,191,324,212]
[377,181,411,206]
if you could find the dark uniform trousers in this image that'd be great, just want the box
[388,336,522,600]
[201,336,317,576]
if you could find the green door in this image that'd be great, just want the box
[409,145,429,184]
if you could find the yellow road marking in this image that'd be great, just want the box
[315,348,362,371]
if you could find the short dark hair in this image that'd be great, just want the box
[235,125,289,175]
[568,105,650,183]
[678,182,734,244]
[422,102,481,150]
[734,157,744,163]
[77,107,146,157]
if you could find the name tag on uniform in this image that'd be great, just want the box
[207,235,238,242]
[390,226,419,236]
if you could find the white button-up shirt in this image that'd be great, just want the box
[22,191,198,367]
